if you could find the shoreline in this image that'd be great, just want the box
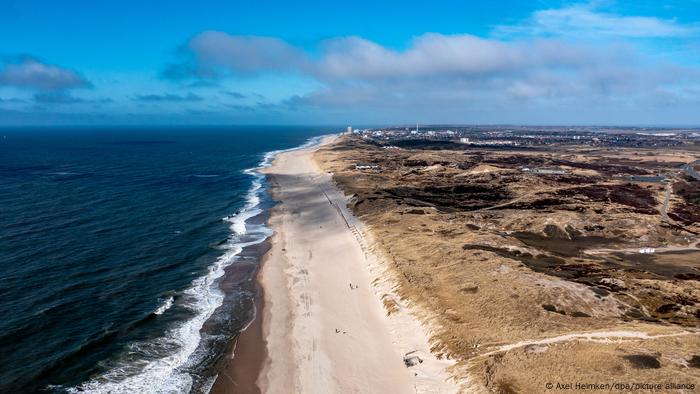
[241,135,455,392]
[209,239,268,394]
[209,136,333,393]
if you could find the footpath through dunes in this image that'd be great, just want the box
[255,137,458,393]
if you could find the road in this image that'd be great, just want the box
[681,159,700,181]
[584,242,700,255]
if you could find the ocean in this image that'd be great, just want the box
[0,126,332,393]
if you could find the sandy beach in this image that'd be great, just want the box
[212,136,453,393]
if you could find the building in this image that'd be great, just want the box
[347,126,352,134]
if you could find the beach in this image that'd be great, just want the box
[212,135,457,393]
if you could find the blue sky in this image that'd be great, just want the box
[1,0,700,125]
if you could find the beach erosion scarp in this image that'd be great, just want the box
[215,135,458,393]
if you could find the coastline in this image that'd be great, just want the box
[208,136,331,393]
[209,135,332,393]
[209,239,268,394]
[231,135,456,393]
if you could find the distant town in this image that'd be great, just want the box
[348,125,700,149]
[345,125,700,185]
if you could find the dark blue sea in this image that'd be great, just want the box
[0,126,333,393]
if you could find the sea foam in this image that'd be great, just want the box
[154,297,174,315]
[63,134,328,394]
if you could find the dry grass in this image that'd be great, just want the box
[313,136,700,391]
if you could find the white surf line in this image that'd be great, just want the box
[474,330,699,360]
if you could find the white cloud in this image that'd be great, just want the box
[162,31,307,79]
[158,3,700,124]
[0,56,91,90]
[169,31,625,83]
[314,34,525,80]
[311,34,634,83]
[165,29,700,109]
[495,2,695,39]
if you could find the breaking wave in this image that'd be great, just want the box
[62,134,328,394]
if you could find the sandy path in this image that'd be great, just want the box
[257,137,419,393]
[477,329,698,359]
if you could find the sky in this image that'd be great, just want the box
[1,0,700,126]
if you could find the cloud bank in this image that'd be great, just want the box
[162,31,307,79]
[162,26,699,122]
[3,1,699,125]
[495,3,696,39]
[0,56,91,91]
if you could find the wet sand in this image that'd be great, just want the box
[209,278,265,394]
[212,135,457,393]
[209,240,269,394]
